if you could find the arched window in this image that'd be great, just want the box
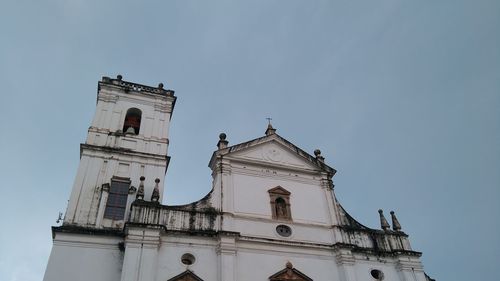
[123,108,142,135]
[268,186,292,220]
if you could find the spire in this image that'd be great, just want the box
[151,178,160,202]
[378,209,390,231]
[136,176,145,200]
[217,133,228,149]
[265,117,276,136]
[390,211,402,231]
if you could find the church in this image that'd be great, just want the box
[43,76,434,281]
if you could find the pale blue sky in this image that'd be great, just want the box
[0,1,499,280]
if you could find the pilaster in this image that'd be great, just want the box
[335,248,357,281]
[120,226,161,281]
[218,158,235,231]
[396,256,427,281]
[320,171,340,244]
[216,232,238,281]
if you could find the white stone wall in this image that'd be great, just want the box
[235,248,338,281]
[43,233,123,281]
[44,231,428,281]
[157,236,218,281]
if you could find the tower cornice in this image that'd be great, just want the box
[99,76,175,97]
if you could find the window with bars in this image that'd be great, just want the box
[104,179,130,220]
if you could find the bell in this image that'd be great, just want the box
[125,126,136,135]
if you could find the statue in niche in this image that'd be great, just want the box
[276,197,288,218]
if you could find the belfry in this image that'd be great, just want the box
[43,76,434,281]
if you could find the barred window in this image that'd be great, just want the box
[104,179,130,220]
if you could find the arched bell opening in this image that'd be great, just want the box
[123,108,142,135]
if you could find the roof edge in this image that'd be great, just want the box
[208,133,336,175]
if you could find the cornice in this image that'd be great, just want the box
[396,258,425,271]
[238,235,332,250]
[52,225,124,239]
[99,76,175,98]
[88,128,169,143]
[80,143,169,161]
[335,248,356,265]
[229,157,321,176]
[231,213,332,229]
[230,164,322,185]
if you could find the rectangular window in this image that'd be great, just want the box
[104,179,129,220]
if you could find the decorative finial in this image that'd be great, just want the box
[151,178,160,202]
[378,209,390,231]
[265,118,276,136]
[390,211,402,231]
[117,74,123,81]
[158,83,164,89]
[217,133,228,149]
[314,149,325,163]
[286,261,293,269]
[56,212,63,224]
[136,176,145,200]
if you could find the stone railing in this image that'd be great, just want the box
[338,227,416,254]
[128,201,219,232]
[101,76,175,96]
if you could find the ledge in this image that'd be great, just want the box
[334,243,422,257]
[52,225,124,239]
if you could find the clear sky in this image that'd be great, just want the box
[0,1,499,280]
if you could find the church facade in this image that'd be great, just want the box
[43,76,433,281]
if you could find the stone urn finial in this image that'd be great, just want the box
[378,209,390,231]
[390,211,402,231]
[136,176,145,200]
[151,178,160,202]
[217,133,229,149]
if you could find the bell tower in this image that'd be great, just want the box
[64,75,176,229]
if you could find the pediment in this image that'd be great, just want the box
[227,139,319,171]
[209,133,336,175]
[167,270,204,281]
[269,262,313,281]
[268,186,291,195]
